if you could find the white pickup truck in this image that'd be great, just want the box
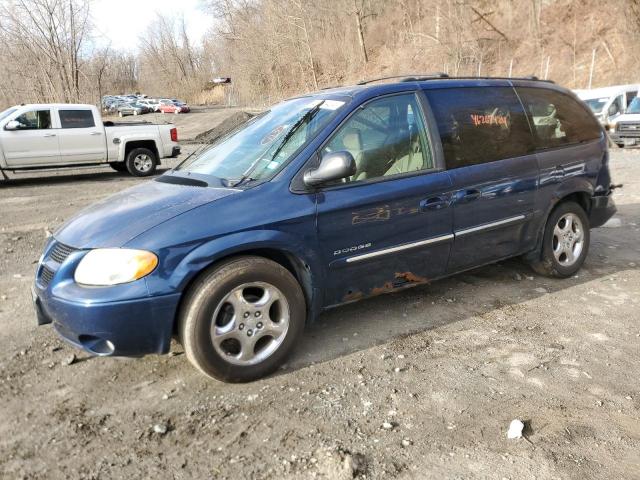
[0,103,180,178]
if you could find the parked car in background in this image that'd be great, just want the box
[0,103,180,177]
[158,99,188,114]
[609,95,640,147]
[139,99,160,112]
[574,84,639,129]
[116,102,143,117]
[171,99,190,113]
[31,77,616,382]
[130,102,151,114]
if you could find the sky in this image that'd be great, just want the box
[91,0,211,52]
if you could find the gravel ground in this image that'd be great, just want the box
[0,144,638,479]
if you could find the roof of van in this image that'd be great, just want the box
[309,75,570,100]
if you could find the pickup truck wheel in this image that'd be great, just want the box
[126,148,157,177]
[528,201,590,278]
[178,256,306,382]
[109,162,127,172]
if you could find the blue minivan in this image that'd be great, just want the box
[33,76,616,382]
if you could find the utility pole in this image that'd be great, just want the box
[588,48,597,88]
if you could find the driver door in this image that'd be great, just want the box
[314,92,454,307]
[3,108,60,167]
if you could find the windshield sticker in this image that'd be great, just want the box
[321,100,345,110]
[304,99,344,111]
[260,125,286,145]
[470,113,509,127]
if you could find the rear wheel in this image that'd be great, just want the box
[528,201,590,278]
[125,147,157,177]
[179,256,306,382]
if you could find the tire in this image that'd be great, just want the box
[528,201,590,278]
[109,162,127,172]
[178,256,306,382]
[125,147,157,177]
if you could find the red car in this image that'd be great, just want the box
[159,99,189,114]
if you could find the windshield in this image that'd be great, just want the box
[627,97,640,114]
[176,96,346,184]
[0,107,18,123]
[584,98,608,114]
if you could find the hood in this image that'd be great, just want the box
[615,113,640,123]
[56,179,239,248]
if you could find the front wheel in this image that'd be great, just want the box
[125,147,157,177]
[528,201,590,278]
[179,256,306,382]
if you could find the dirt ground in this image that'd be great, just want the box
[0,136,638,479]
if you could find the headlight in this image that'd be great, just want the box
[74,249,158,286]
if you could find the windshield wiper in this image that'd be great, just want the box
[229,100,325,187]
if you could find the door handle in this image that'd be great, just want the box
[420,196,449,211]
[43,133,56,137]
[90,132,102,136]
[457,189,481,203]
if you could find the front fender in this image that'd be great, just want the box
[144,230,324,298]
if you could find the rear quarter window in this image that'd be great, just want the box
[424,86,534,169]
[515,87,602,149]
[59,109,95,129]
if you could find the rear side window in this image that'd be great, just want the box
[516,88,602,149]
[424,87,534,169]
[59,109,95,128]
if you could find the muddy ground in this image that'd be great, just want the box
[0,137,638,479]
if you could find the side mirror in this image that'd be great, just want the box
[303,151,356,187]
[4,120,20,130]
[608,104,618,116]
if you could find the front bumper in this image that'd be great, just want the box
[34,289,180,356]
[590,191,617,228]
[609,132,640,146]
[32,241,181,357]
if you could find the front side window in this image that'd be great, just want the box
[59,109,95,128]
[13,110,52,130]
[424,87,534,169]
[177,96,346,184]
[321,93,433,182]
[517,87,602,148]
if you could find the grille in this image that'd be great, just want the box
[617,123,640,136]
[49,242,77,264]
[39,265,55,287]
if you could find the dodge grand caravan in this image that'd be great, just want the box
[33,75,617,382]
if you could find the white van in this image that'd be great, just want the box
[574,84,640,129]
